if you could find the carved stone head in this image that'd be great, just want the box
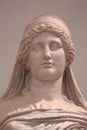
[17,15,75,72]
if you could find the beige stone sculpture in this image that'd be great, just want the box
[0,14,87,129]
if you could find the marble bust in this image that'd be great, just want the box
[0,14,87,129]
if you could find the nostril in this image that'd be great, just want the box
[44,52,52,59]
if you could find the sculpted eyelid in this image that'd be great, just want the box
[30,42,44,50]
[50,41,62,46]
[32,42,43,46]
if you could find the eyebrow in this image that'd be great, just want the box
[31,37,63,47]
[49,38,62,45]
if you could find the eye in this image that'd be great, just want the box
[49,41,62,51]
[30,42,44,51]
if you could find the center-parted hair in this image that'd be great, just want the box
[1,14,87,110]
[17,14,75,69]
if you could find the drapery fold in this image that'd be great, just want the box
[0,109,87,130]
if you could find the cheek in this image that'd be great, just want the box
[53,50,66,69]
[27,53,41,70]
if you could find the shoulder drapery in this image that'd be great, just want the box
[0,109,87,130]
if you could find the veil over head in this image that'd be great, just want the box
[2,14,87,110]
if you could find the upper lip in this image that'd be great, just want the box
[41,61,54,65]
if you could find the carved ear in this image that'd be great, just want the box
[65,62,69,69]
[24,62,30,72]
[65,57,69,69]
[21,54,30,72]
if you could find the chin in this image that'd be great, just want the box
[36,71,60,81]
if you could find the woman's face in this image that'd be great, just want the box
[27,32,65,81]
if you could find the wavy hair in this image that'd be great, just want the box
[1,14,87,110]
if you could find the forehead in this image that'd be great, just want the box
[31,32,62,45]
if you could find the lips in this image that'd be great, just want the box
[41,62,54,67]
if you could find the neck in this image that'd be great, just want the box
[29,76,64,101]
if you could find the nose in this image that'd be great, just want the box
[43,45,52,59]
